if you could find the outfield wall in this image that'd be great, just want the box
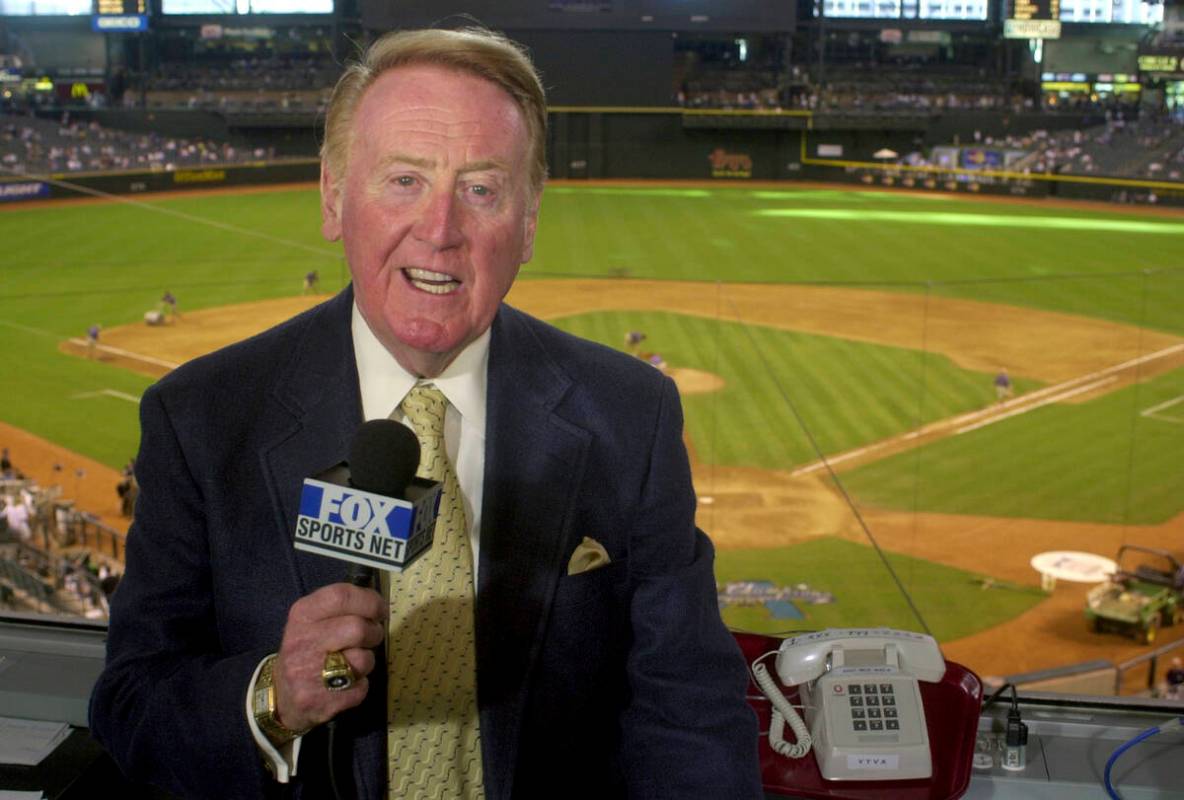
[0,160,320,203]
[5,107,1183,206]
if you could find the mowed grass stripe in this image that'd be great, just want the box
[848,340,925,439]
[843,368,1184,524]
[790,334,889,451]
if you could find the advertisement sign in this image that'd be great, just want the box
[1003,19,1062,38]
[0,182,50,202]
[708,148,753,178]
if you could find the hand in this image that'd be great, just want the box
[272,582,387,733]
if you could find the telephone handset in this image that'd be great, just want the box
[752,628,947,782]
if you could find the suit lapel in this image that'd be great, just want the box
[477,306,592,800]
[259,287,364,595]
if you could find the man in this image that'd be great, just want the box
[160,290,181,320]
[89,28,761,800]
[85,323,100,359]
[303,269,320,294]
[993,369,1013,402]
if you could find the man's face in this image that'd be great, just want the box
[321,64,540,377]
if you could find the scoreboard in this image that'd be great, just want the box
[93,0,150,32]
[1004,0,1062,39]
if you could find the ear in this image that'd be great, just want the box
[519,189,542,264]
[320,163,343,242]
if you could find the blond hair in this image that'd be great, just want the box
[321,28,547,195]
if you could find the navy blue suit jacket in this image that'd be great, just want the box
[89,287,761,799]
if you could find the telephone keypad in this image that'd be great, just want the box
[841,678,914,739]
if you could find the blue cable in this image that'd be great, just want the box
[1103,717,1183,800]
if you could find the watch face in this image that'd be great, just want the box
[254,686,270,714]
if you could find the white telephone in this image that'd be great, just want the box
[752,628,947,782]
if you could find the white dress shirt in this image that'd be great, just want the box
[352,301,488,575]
[249,300,490,781]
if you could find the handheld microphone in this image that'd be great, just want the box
[294,419,441,578]
[343,421,419,588]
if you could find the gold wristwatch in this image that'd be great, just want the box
[253,654,307,746]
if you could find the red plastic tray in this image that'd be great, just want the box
[734,631,983,800]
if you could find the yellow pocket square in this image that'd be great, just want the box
[567,537,611,576]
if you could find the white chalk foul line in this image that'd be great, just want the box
[1142,394,1184,423]
[0,320,62,339]
[72,389,141,404]
[790,341,1184,477]
[955,376,1117,435]
[68,338,181,370]
[788,382,1092,476]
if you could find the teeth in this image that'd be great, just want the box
[404,267,460,295]
[405,268,453,282]
[414,282,455,295]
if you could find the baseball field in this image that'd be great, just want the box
[2,180,1182,683]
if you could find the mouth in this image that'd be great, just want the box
[403,267,461,295]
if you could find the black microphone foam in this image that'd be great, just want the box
[348,419,420,497]
[342,420,420,589]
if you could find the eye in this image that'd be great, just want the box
[464,183,498,204]
[391,174,418,190]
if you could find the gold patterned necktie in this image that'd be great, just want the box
[387,384,485,799]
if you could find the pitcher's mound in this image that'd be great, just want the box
[669,367,725,395]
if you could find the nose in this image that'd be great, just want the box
[412,184,463,250]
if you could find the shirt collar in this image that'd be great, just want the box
[351,301,488,432]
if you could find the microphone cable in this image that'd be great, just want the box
[327,563,376,800]
[325,419,418,800]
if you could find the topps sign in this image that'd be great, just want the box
[295,475,440,572]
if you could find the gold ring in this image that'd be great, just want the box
[322,650,357,692]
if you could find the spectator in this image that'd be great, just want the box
[2,496,32,541]
[1162,657,1184,700]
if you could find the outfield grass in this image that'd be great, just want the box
[1,184,1181,527]
[535,186,1184,335]
[715,537,1047,642]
